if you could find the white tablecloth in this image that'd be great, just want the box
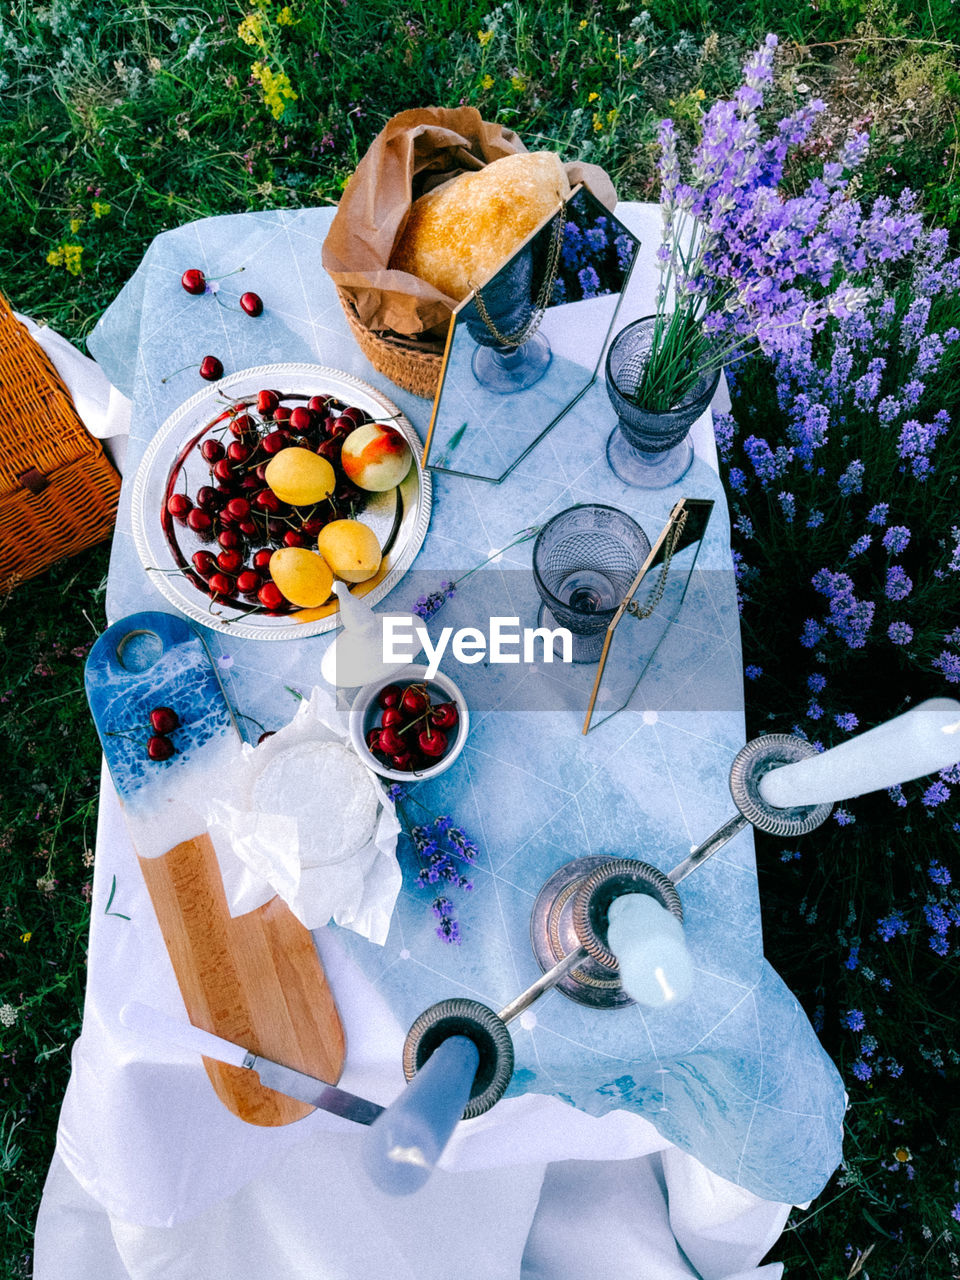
[33,202,797,1278]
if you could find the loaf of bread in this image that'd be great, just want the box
[389,151,570,303]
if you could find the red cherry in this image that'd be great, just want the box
[195,485,222,511]
[316,438,340,462]
[186,509,213,535]
[381,708,405,729]
[217,549,244,573]
[201,439,226,463]
[238,519,259,537]
[300,517,326,536]
[208,572,235,596]
[283,531,308,548]
[273,405,292,423]
[166,493,192,520]
[181,268,206,295]
[262,431,290,455]
[377,684,401,710]
[200,356,224,381]
[255,489,283,514]
[237,569,261,595]
[149,706,180,734]
[240,291,263,317]
[226,497,251,521]
[378,727,406,755]
[400,687,427,716]
[230,413,256,438]
[217,528,242,550]
[389,752,414,771]
[430,702,459,730]
[289,406,315,434]
[227,440,251,463]
[258,582,285,609]
[212,458,234,483]
[257,389,280,415]
[254,463,270,482]
[308,395,331,414]
[332,418,356,439]
[340,406,366,426]
[253,549,273,570]
[418,728,448,759]
[191,550,217,576]
[366,728,382,752]
[147,734,176,761]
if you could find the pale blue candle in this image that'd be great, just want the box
[607,893,694,1009]
[362,1035,480,1195]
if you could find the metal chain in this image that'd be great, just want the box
[626,509,689,621]
[471,206,565,348]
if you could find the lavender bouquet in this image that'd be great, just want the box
[637,35,871,414]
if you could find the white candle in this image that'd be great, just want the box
[606,893,694,1009]
[759,698,960,810]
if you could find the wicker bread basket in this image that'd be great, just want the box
[0,293,121,592]
[335,286,443,400]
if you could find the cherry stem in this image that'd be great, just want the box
[161,363,199,383]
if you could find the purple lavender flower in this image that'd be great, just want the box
[877,910,909,941]
[807,701,824,720]
[834,807,855,825]
[887,784,907,807]
[745,664,763,680]
[882,526,911,554]
[845,944,860,970]
[837,460,864,496]
[885,566,913,600]
[744,435,777,486]
[933,651,960,683]
[807,673,827,692]
[835,712,859,731]
[800,619,826,648]
[851,1061,872,1082]
[414,581,456,620]
[577,265,601,299]
[728,467,748,495]
[843,1009,866,1031]
[867,503,889,525]
[922,781,951,807]
[888,621,914,646]
[848,535,871,558]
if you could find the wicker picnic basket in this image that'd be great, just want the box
[335,286,444,399]
[0,292,121,592]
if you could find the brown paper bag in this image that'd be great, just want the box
[322,106,617,347]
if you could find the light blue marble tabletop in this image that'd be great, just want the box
[88,204,845,1205]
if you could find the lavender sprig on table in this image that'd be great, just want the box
[386,784,478,944]
[412,526,541,621]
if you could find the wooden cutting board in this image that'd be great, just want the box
[85,610,345,1125]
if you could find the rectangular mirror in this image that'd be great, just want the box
[422,184,641,484]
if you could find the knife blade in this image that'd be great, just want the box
[120,1001,384,1127]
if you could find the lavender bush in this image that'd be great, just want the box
[638,35,872,413]
[712,52,960,1262]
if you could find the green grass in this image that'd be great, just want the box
[2,2,959,1276]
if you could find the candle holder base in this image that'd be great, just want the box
[729,736,833,837]
[402,998,514,1119]
[530,856,683,1010]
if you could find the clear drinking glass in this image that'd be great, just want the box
[604,316,720,489]
[533,504,651,663]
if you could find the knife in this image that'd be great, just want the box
[120,1001,385,1127]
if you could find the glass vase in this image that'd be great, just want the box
[604,316,720,489]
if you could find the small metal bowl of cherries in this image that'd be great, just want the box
[349,666,469,782]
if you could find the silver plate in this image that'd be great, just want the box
[132,363,432,640]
